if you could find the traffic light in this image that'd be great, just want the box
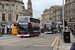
[65,21,67,26]
[61,20,67,26]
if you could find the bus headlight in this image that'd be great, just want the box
[19,23,28,25]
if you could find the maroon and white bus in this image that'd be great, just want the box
[14,16,40,37]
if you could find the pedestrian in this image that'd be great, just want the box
[70,28,71,33]
[70,28,75,38]
[70,28,74,35]
[73,29,75,38]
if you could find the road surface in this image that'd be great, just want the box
[0,33,60,50]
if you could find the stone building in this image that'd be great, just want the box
[42,9,50,28]
[53,5,62,22]
[23,6,32,16]
[23,0,33,17]
[27,0,33,17]
[49,6,54,21]
[39,14,42,29]
[41,5,62,28]
[0,0,33,34]
[65,0,75,28]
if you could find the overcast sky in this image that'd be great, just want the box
[23,0,65,18]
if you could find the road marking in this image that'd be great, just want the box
[0,37,36,46]
[34,45,45,46]
[0,38,29,45]
[51,37,58,47]
[53,37,59,50]
[7,44,18,46]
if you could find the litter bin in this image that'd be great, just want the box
[63,31,70,43]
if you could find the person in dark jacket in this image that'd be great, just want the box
[70,28,75,38]
[70,28,74,35]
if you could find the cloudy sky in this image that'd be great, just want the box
[23,0,65,18]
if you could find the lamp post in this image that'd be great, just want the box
[9,0,11,35]
[61,0,65,38]
[63,0,65,32]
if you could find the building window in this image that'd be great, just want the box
[16,6,18,11]
[2,4,5,10]
[23,11,25,13]
[8,14,12,21]
[9,5,12,10]
[16,14,18,21]
[20,6,22,11]
[2,14,5,21]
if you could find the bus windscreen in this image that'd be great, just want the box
[18,17,28,23]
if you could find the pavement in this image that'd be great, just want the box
[59,34,75,50]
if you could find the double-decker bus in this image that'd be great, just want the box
[44,21,53,34]
[57,22,63,33]
[14,16,40,37]
[52,22,58,33]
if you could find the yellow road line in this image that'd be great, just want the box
[34,45,45,46]
[0,36,40,46]
[53,37,59,50]
[0,38,29,45]
[51,37,58,47]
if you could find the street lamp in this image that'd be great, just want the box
[63,0,65,32]
[61,0,65,38]
[9,0,11,35]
